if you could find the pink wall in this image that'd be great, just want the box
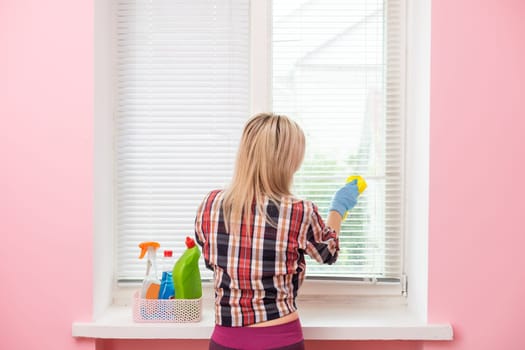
[2,0,525,349]
[0,0,94,349]
[426,0,525,349]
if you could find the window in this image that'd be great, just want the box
[272,0,405,280]
[115,0,250,281]
[115,0,406,287]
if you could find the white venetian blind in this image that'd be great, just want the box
[115,0,250,281]
[272,0,405,280]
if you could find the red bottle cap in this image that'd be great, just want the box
[163,250,173,257]
[185,236,196,249]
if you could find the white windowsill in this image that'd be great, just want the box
[72,296,453,340]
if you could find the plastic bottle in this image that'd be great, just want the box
[138,241,161,299]
[172,237,202,299]
[158,250,175,299]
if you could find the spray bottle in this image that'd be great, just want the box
[342,175,368,221]
[138,241,161,299]
[172,237,202,299]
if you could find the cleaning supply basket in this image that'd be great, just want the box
[132,291,202,323]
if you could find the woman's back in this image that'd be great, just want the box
[195,189,339,327]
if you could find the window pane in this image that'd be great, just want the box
[116,0,250,281]
[272,0,403,279]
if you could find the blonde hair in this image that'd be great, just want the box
[222,113,305,235]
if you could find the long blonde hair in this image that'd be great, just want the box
[222,113,305,235]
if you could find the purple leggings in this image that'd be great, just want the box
[209,319,305,350]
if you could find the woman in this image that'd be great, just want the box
[195,113,359,350]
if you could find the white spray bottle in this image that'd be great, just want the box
[138,241,161,299]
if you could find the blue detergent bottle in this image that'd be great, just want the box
[158,249,175,299]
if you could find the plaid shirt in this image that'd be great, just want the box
[194,189,339,327]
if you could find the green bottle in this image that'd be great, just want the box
[172,236,202,299]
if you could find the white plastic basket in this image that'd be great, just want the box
[132,291,202,323]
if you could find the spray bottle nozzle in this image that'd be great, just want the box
[138,241,160,259]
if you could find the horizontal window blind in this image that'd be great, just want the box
[116,0,405,284]
[272,0,405,280]
[116,0,250,281]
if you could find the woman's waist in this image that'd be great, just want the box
[212,317,303,348]
[213,290,299,327]
[247,310,299,327]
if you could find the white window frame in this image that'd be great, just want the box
[92,0,430,321]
